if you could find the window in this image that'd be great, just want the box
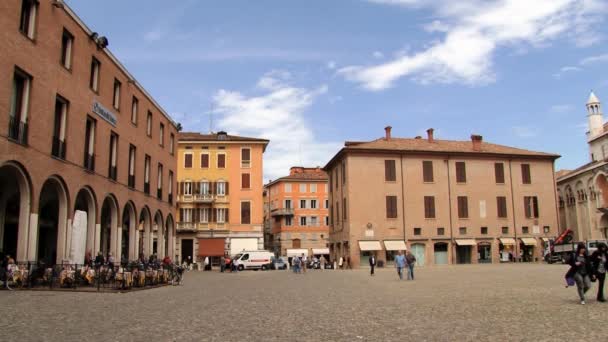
[170,133,175,155]
[310,216,318,226]
[300,216,307,226]
[459,227,467,235]
[310,184,317,193]
[496,196,508,218]
[168,171,174,204]
[242,173,251,189]
[385,160,396,181]
[108,132,118,181]
[144,155,151,195]
[113,79,121,110]
[8,68,31,144]
[89,57,100,92]
[217,208,227,223]
[325,216,329,226]
[456,162,466,183]
[285,199,292,209]
[336,201,340,223]
[184,153,192,168]
[199,208,210,223]
[424,196,436,219]
[157,163,163,199]
[240,202,251,224]
[200,181,210,195]
[60,29,74,69]
[437,227,445,236]
[325,199,329,209]
[502,227,509,234]
[146,111,152,137]
[521,164,531,184]
[300,184,306,193]
[495,163,505,184]
[423,161,434,182]
[216,181,226,196]
[217,154,226,168]
[481,227,488,235]
[52,95,68,159]
[311,199,317,209]
[343,198,347,220]
[180,208,193,223]
[342,161,346,184]
[183,181,192,196]
[457,196,468,218]
[386,196,398,219]
[83,116,96,171]
[159,123,164,146]
[128,145,136,188]
[285,184,292,193]
[200,153,209,168]
[524,196,539,218]
[19,0,38,39]
[285,216,293,226]
[414,227,421,236]
[543,226,550,234]
[241,148,251,168]
[522,226,529,234]
[131,97,138,125]
[300,199,307,209]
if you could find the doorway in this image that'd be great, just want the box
[456,246,472,264]
[181,239,193,264]
[434,243,448,265]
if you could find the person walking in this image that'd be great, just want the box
[369,253,376,276]
[590,242,608,302]
[301,254,308,273]
[568,242,593,305]
[1,253,11,291]
[338,256,344,270]
[395,251,406,280]
[405,251,417,280]
[220,254,226,273]
[319,255,326,270]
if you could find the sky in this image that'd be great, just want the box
[67,0,608,181]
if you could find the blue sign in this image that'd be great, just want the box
[92,101,117,126]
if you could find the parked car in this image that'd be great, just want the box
[270,257,287,270]
[232,250,274,270]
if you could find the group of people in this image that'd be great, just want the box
[566,242,608,305]
[393,250,417,280]
[0,253,16,290]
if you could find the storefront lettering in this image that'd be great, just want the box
[92,101,117,126]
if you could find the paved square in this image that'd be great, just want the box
[0,264,605,341]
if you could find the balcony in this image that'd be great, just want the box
[179,193,214,203]
[8,116,27,145]
[271,208,295,217]
[51,136,66,159]
[177,222,197,232]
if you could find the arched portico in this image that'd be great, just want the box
[122,201,137,261]
[139,206,152,259]
[0,161,31,261]
[100,195,119,259]
[37,176,69,264]
[74,187,97,258]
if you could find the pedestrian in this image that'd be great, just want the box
[204,256,210,271]
[107,252,115,271]
[220,254,226,273]
[292,256,300,274]
[1,252,11,291]
[590,242,608,302]
[233,258,239,273]
[568,242,593,305]
[319,255,326,270]
[395,250,406,280]
[406,251,417,280]
[369,253,376,276]
[95,251,104,268]
[338,256,344,270]
[302,254,307,273]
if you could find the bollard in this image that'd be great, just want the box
[333,261,337,270]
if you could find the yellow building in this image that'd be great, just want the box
[176,131,269,264]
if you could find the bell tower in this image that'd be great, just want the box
[587,91,603,140]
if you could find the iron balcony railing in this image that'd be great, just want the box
[8,116,28,145]
[51,136,66,159]
[83,153,95,172]
[271,208,295,216]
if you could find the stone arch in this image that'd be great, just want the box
[73,186,97,258]
[594,172,608,207]
[121,201,137,261]
[165,214,175,260]
[138,206,152,258]
[153,210,164,257]
[0,161,32,261]
[100,194,119,260]
[37,175,69,264]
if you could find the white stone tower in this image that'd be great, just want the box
[587,91,603,140]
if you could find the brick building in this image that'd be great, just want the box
[175,132,268,264]
[264,167,329,258]
[0,0,178,264]
[324,127,560,267]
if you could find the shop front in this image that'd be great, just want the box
[519,238,537,262]
[455,239,476,264]
[198,238,226,266]
[312,248,330,263]
[410,243,426,266]
[434,242,449,265]
[358,240,382,267]
[499,238,515,262]
[477,242,492,263]
[383,240,407,266]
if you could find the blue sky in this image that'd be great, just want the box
[67,0,608,180]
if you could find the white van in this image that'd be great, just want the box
[233,250,274,270]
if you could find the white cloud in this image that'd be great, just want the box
[553,65,582,79]
[143,30,163,42]
[342,0,604,91]
[512,125,540,138]
[326,61,337,69]
[580,53,608,65]
[372,51,384,59]
[212,71,340,181]
[424,20,450,33]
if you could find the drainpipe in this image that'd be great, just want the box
[509,160,518,262]
[446,157,455,264]
[400,155,407,244]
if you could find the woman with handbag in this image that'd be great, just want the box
[590,242,608,302]
[568,243,593,305]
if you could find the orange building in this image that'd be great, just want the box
[264,167,329,258]
[175,132,268,264]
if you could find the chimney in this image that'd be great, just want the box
[471,134,483,151]
[426,128,434,143]
[290,166,304,175]
[385,126,392,140]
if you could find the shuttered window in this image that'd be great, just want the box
[495,163,505,184]
[217,154,226,168]
[423,161,434,182]
[524,196,539,218]
[242,173,251,189]
[343,198,347,220]
[201,154,209,168]
[521,164,531,184]
[184,154,192,168]
[497,196,507,218]
[456,162,466,183]
[386,196,398,218]
[385,160,396,181]
[241,201,251,224]
[424,196,435,218]
[457,196,468,218]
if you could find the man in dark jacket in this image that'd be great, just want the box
[590,242,608,302]
[369,254,376,276]
[568,243,593,305]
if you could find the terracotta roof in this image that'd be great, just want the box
[266,168,328,187]
[555,169,573,179]
[556,160,603,182]
[178,132,269,143]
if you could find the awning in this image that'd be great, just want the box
[286,249,309,257]
[541,238,550,242]
[383,240,407,251]
[455,239,477,246]
[520,238,537,246]
[198,238,225,257]
[312,248,329,255]
[358,240,382,251]
[499,238,516,245]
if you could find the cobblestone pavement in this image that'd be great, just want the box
[0,264,606,342]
